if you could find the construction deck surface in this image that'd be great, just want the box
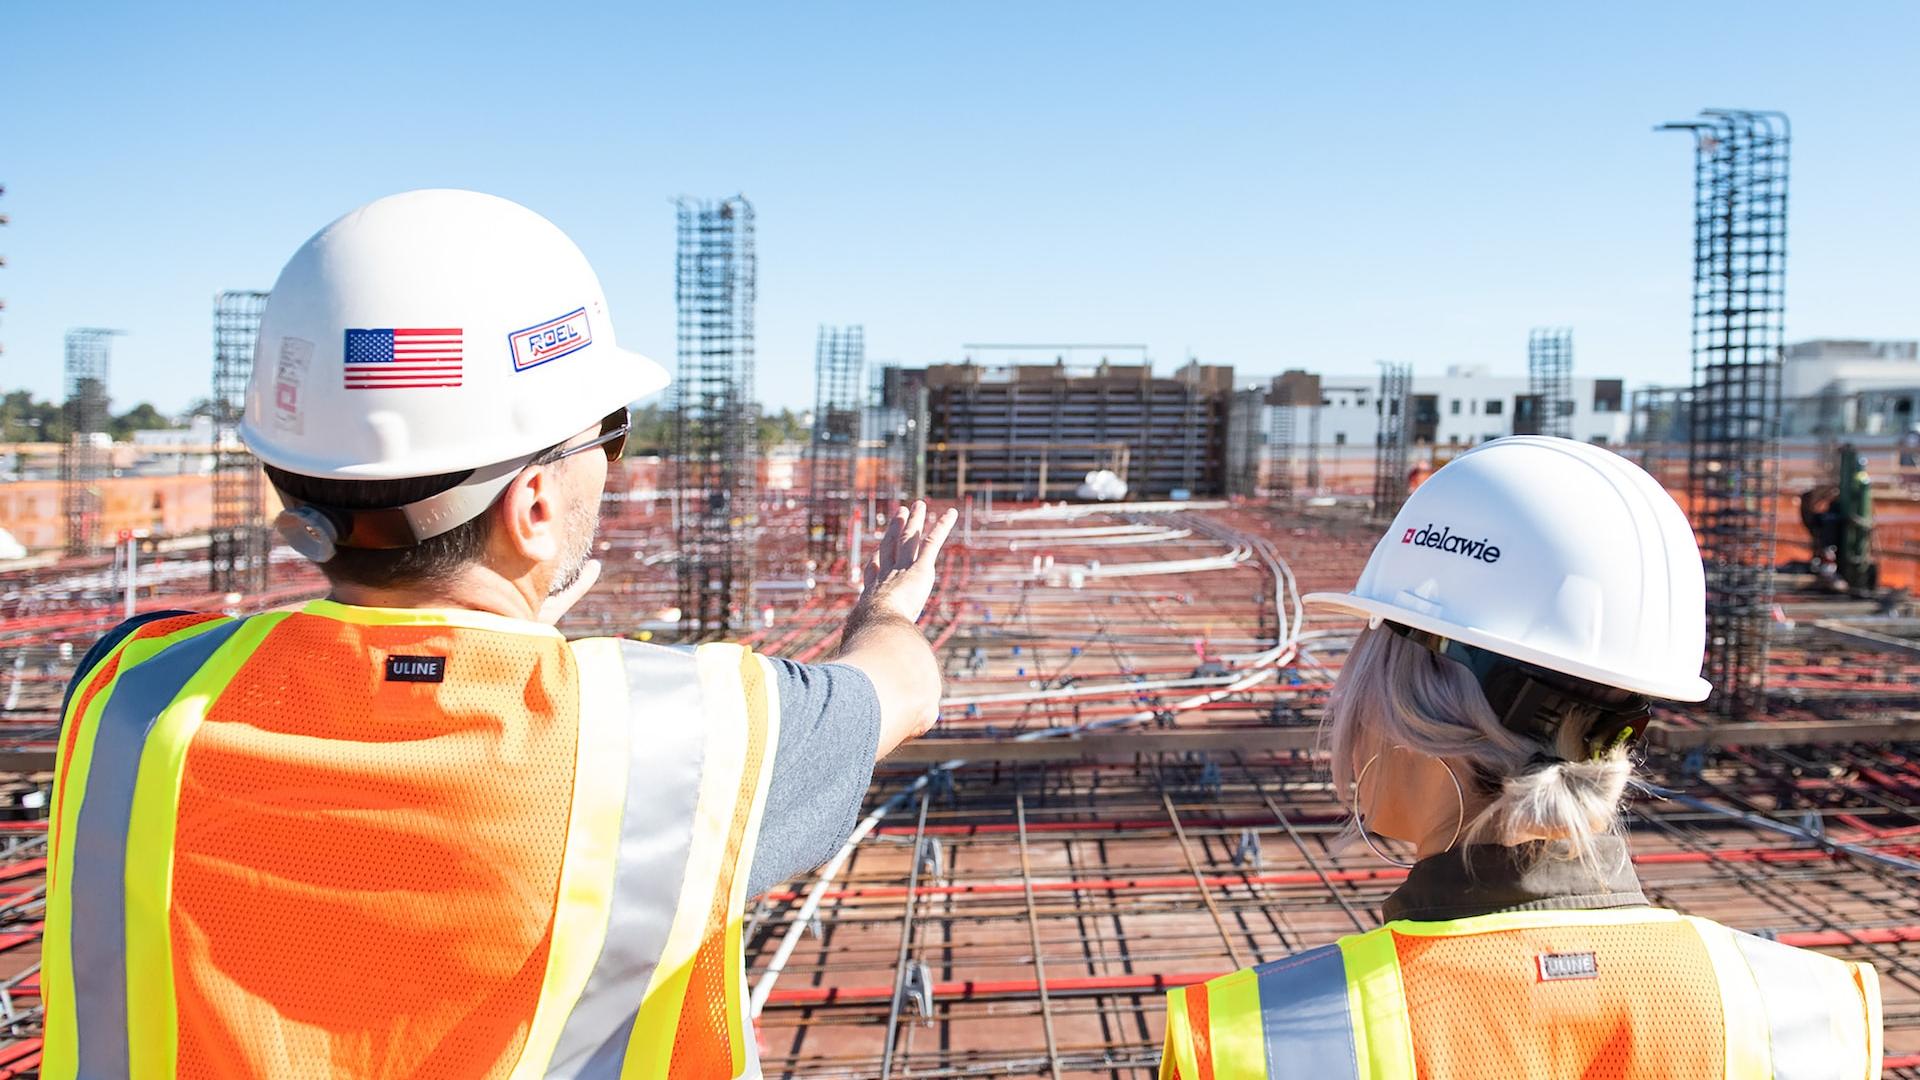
[0,492,1916,1077]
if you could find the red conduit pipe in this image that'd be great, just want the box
[761,924,1920,1006]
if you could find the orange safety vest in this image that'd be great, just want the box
[42,600,782,1079]
[1161,907,1883,1080]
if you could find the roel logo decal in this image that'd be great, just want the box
[509,307,593,372]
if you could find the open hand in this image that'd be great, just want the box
[859,501,958,624]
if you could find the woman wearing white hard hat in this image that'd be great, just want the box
[1160,436,1881,1079]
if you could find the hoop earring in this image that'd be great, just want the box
[1354,751,1467,868]
[1354,752,1414,869]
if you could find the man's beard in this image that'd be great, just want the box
[548,491,603,597]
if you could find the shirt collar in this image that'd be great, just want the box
[1382,835,1648,922]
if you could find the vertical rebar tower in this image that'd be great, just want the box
[1528,327,1574,439]
[901,378,928,503]
[210,291,271,594]
[1266,388,1295,500]
[673,196,758,639]
[1660,109,1790,718]
[1372,361,1412,521]
[808,325,865,565]
[1305,405,1322,493]
[61,328,119,556]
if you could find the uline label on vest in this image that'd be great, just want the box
[386,656,447,683]
[1536,952,1598,981]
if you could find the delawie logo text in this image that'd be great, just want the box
[1401,523,1501,564]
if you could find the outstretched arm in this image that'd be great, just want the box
[835,500,958,758]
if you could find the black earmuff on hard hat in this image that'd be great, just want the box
[1386,622,1652,762]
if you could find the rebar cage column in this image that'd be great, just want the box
[1528,327,1574,439]
[808,325,865,565]
[1225,388,1265,497]
[672,196,758,640]
[210,291,271,595]
[61,328,120,556]
[1267,387,1295,501]
[1372,361,1412,521]
[1660,109,1790,718]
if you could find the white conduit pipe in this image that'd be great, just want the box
[1001,529,1195,549]
[991,500,1230,522]
[976,524,1183,540]
[972,546,1251,583]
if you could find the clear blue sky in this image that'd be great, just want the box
[3,2,1917,416]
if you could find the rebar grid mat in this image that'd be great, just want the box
[2,501,1920,1073]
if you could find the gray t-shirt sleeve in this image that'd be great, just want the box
[746,659,881,897]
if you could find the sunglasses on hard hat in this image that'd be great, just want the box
[543,407,630,464]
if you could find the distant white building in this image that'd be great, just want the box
[1780,339,1920,438]
[1287,365,1630,451]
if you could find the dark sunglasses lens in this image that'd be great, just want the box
[602,408,630,461]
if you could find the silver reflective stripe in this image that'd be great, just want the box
[545,641,709,1078]
[1256,942,1359,1078]
[71,618,244,1079]
[1733,931,1857,1080]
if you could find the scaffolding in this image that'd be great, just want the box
[1660,109,1790,718]
[1371,361,1412,521]
[1528,327,1574,439]
[1224,388,1265,497]
[808,325,866,565]
[917,357,1233,500]
[672,196,758,640]
[61,329,120,556]
[1264,372,1321,502]
[210,291,271,595]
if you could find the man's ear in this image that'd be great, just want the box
[496,464,563,567]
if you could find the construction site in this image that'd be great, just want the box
[2,107,1919,1077]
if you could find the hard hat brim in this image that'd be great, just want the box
[1303,591,1714,703]
[244,345,671,480]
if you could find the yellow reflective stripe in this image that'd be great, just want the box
[622,642,755,1076]
[124,612,287,1080]
[1856,962,1882,1077]
[721,653,781,1074]
[1337,928,1413,1080]
[508,638,632,1080]
[1161,988,1196,1080]
[300,598,564,638]
[1685,917,1772,1079]
[1205,966,1269,1078]
[1385,905,1676,937]
[41,618,229,1080]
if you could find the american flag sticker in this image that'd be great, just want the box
[342,328,464,389]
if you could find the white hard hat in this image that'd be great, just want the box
[240,189,666,481]
[1306,436,1710,701]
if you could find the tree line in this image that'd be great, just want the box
[0,390,182,442]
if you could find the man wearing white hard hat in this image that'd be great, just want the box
[1161,436,1881,1079]
[43,190,954,1078]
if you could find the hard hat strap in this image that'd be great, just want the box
[1386,622,1651,761]
[273,452,536,557]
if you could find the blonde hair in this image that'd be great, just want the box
[1326,625,1631,865]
